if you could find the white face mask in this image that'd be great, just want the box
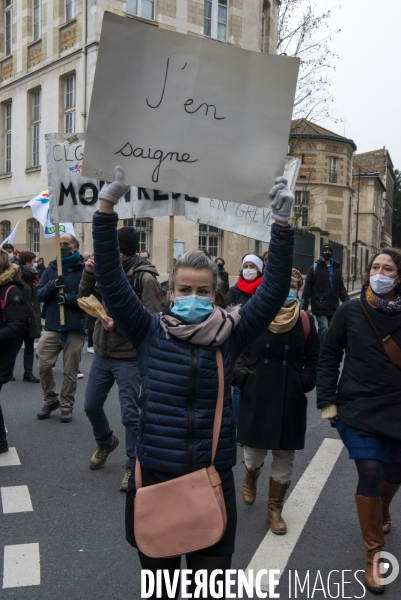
[370,274,396,295]
[8,253,13,259]
[242,268,258,282]
[33,262,38,268]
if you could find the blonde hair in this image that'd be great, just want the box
[0,248,10,274]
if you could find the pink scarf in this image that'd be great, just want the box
[160,305,241,346]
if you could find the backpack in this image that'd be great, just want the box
[129,271,158,302]
[0,285,32,339]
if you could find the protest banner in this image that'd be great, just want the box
[82,12,299,208]
[0,222,19,248]
[48,133,299,244]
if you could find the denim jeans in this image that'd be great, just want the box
[84,353,140,468]
[232,386,240,423]
[316,315,333,345]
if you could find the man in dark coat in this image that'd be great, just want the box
[79,226,162,492]
[302,243,350,343]
[34,234,86,423]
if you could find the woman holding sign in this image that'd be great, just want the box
[92,167,294,598]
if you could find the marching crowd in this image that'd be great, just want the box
[1,169,401,597]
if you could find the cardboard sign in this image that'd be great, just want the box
[83,12,299,208]
[46,133,133,223]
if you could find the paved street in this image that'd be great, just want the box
[1,345,400,599]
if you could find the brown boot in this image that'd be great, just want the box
[355,494,385,594]
[242,462,263,505]
[268,477,291,535]
[380,480,400,534]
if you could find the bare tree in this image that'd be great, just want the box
[278,0,341,123]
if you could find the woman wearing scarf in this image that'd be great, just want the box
[317,249,401,594]
[0,250,28,453]
[226,255,264,421]
[18,252,42,382]
[237,269,319,534]
[92,168,294,599]
[214,257,229,294]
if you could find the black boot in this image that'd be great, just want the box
[23,354,40,383]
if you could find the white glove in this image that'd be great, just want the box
[269,176,294,223]
[99,166,130,205]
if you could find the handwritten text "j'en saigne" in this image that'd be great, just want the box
[115,57,225,183]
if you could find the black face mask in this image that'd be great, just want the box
[60,244,74,258]
[322,253,332,261]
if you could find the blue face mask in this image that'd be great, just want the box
[171,295,214,324]
[284,290,298,307]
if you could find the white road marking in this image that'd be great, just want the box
[3,543,40,588]
[0,448,21,467]
[245,438,344,590]
[1,486,33,514]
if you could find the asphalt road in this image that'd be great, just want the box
[1,345,400,600]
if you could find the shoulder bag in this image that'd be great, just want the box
[134,346,227,558]
[359,299,401,369]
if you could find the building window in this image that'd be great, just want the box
[199,224,222,259]
[33,0,41,39]
[65,0,75,21]
[261,1,270,53]
[123,219,152,253]
[204,0,228,42]
[301,153,306,164]
[29,220,40,255]
[1,220,11,241]
[126,0,155,20]
[329,157,338,183]
[32,90,41,166]
[294,190,310,227]
[5,102,12,174]
[5,0,12,56]
[64,75,75,133]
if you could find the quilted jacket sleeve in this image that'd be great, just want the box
[232,223,294,353]
[92,211,154,349]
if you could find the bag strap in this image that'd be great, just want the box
[135,346,225,490]
[359,299,401,369]
[0,285,16,312]
[300,310,310,341]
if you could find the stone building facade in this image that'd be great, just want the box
[0,0,281,280]
[289,119,357,278]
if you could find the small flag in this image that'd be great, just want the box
[0,221,19,248]
[23,192,76,239]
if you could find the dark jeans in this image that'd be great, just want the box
[24,337,35,357]
[87,330,94,348]
[84,353,140,468]
[316,314,333,344]
[232,386,240,423]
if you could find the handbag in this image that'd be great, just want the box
[359,299,401,369]
[134,346,227,558]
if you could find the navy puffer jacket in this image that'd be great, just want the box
[93,212,294,477]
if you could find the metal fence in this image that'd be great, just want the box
[293,228,315,274]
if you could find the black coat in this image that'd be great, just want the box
[316,291,401,441]
[20,277,42,339]
[237,314,320,450]
[218,270,229,294]
[302,259,349,315]
[226,283,252,307]
[0,277,26,384]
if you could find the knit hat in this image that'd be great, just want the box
[322,244,333,253]
[242,254,263,273]
[117,226,139,256]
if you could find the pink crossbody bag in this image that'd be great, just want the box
[134,346,227,558]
